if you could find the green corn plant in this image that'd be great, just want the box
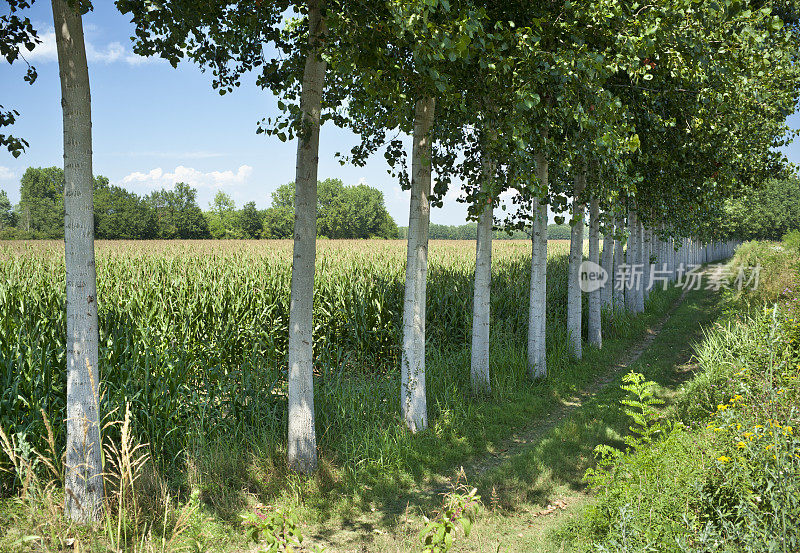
[0,238,663,497]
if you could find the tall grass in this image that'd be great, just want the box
[0,239,665,510]
[565,241,800,552]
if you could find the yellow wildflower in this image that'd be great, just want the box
[717,456,731,463]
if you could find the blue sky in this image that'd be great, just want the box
[0,2,442,224]
[2,2,799,227]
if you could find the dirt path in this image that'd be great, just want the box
[311,288,694,552]
[421,286,691,498]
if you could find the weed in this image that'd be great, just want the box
[419,483,481,553]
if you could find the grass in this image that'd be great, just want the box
[0,238,684,551]
[547,240,800,552]
[295,276,720,552]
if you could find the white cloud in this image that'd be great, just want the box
[22,29,155,66]
[120,165,254,193]
[0,167,15,181]
[20,30,58,62]
[87,41,153,66]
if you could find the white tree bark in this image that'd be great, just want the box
[470,147,494,394]
[624,211,638,311]
[636,220,645,312]
[667,236,674,281]
[53,0,103,523]
[287,0,326,473]
[401,96,435,432]
[600,213,615,310]
[567,168,586,359]
[588,197,602,348]
[527,153,548,379]
[613,213,625,311]
[642,226,652,303]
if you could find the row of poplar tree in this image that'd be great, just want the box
[3,0,800,524]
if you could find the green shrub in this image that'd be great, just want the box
[782,229,800,254]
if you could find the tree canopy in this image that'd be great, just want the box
[262,178,398,239]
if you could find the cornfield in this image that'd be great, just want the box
[1,238,638,492]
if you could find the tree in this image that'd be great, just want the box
[470,143,494,394]
[567,169,586,359]
[207,191,239,239]
[262,206,295,239]
[0,190,17,229]
[587,195,601,347]
[527,157,548,379]
[239,201,263,238]
[93,177,156,239]
[146,182,210,239]
[52,0,103,523]
[17,166,64,237]
[723,178,800,240]
[118,0,357,470]
[323,184,397,238]
[332,0,491,430]
[264,180,397,239]
[284,0,326,471]
[600,213,616,310]
[401,96,435,430]
[262,184,295,238]
[1,0,41,157]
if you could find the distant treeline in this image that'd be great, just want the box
[19,167,797,243]
[398,223,584,240]
[721,177,800,241]
[0,168,398,240]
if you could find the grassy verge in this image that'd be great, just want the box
[438,286,721,553]
[550,240,800,552]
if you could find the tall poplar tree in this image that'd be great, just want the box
[52,0,103,522]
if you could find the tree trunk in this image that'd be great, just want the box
[527,153,548,379]
[625,211,638,312]
[287,0,326,473]
[470,147,494,394]
[401,96,435,432]
[635,220,645,312]
[53,0,103,523]
[588,197,601,348]
[642,226,651,303]
[567,168,586,359]
[613,212,625,311]
[600,213,615,310]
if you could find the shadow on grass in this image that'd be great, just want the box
[467,288,719,518]
[174,284,709,544]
